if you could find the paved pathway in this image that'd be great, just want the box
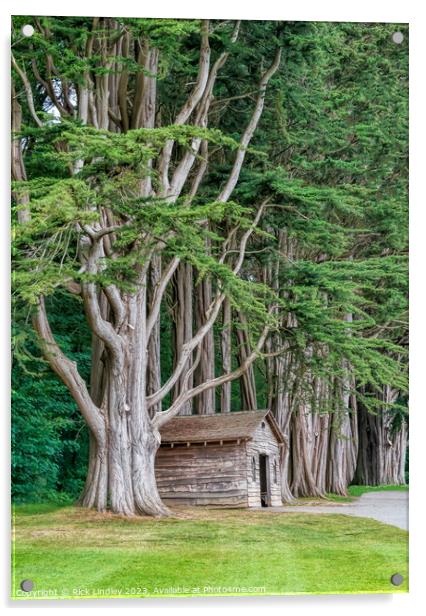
[266,491,408,530]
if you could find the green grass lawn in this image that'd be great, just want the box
[283,485,408,505]
[348,484,409,497]
[11,503,408,599]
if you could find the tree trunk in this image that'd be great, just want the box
[235,312,257,410]
[146,257,162,417]
[79,409,167,516]
[221,298,232,412]
[172,263,194,415]
[326,373,358,495]
[78,434,108,511]
[307,375,331,495]
[311,411,330,495]
[264,231,294,502]
[266,340,294,502]
[80,288,169,516]
[194,272,216,415]
[79,291,108,510]
[290,407,324,498]
[354,385,407,486]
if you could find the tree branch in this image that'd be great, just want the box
[147,201,266,409]
[33,297,106,443]
[103,284,126,331]
[217,47,282,203]
[11,53,43,128]
[82,281,124,361]
[11,70,106,447]
[146,256,180,342]
[31,57,70,118]
[188,139,209,200]
[154,318,272,428]
[219,198,269,270]
[167,21,241,200]
[80,241,124,360]
[158,19,211,194]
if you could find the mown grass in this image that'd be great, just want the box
[348,485,409,497]
[11,503,408,599]
[284,485,408,505]
[324,493,354,503]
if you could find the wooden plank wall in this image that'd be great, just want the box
[155,442,249,506]
[246,420,283,507]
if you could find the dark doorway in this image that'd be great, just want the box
[259,454,270,507]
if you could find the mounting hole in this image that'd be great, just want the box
[390,573,404,586]
[392,31,404,44]
[20,579,34,592]
[21,25,35,38]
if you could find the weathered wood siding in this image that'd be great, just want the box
[246,420,283,507]
[155,442,248,506]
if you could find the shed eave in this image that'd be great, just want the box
[264,411,285,444]
[160,437,249,447]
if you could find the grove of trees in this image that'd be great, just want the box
[12,17,408,515]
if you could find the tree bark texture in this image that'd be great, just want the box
[193,270,216,415]
[221,298,232,412]
[172,263,194,416]
[235,312,258,410]
[354,385,407,486]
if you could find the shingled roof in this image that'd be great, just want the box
[159,410,284,445]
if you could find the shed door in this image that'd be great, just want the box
[259,454,271,507]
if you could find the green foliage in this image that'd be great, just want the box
[12,122,239,299]
[348,485,408,496]
[13,120,275,332]
[12,294,91,503]
[218,21,408,407]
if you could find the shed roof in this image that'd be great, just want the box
[159,410,284,445]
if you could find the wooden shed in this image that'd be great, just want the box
[155,410,284,508]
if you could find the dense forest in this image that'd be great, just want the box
[11,17,408,514]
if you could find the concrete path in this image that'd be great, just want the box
[267,491,408,530]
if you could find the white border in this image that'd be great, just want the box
[1,0,415,22]
[2,1,425,614]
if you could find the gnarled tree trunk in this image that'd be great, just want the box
[266,343,294,503]
[235,311,257,410]
[354,385,407,486]
[290,406,324,498]
[326,372,358,495]
[78,287,171,516]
